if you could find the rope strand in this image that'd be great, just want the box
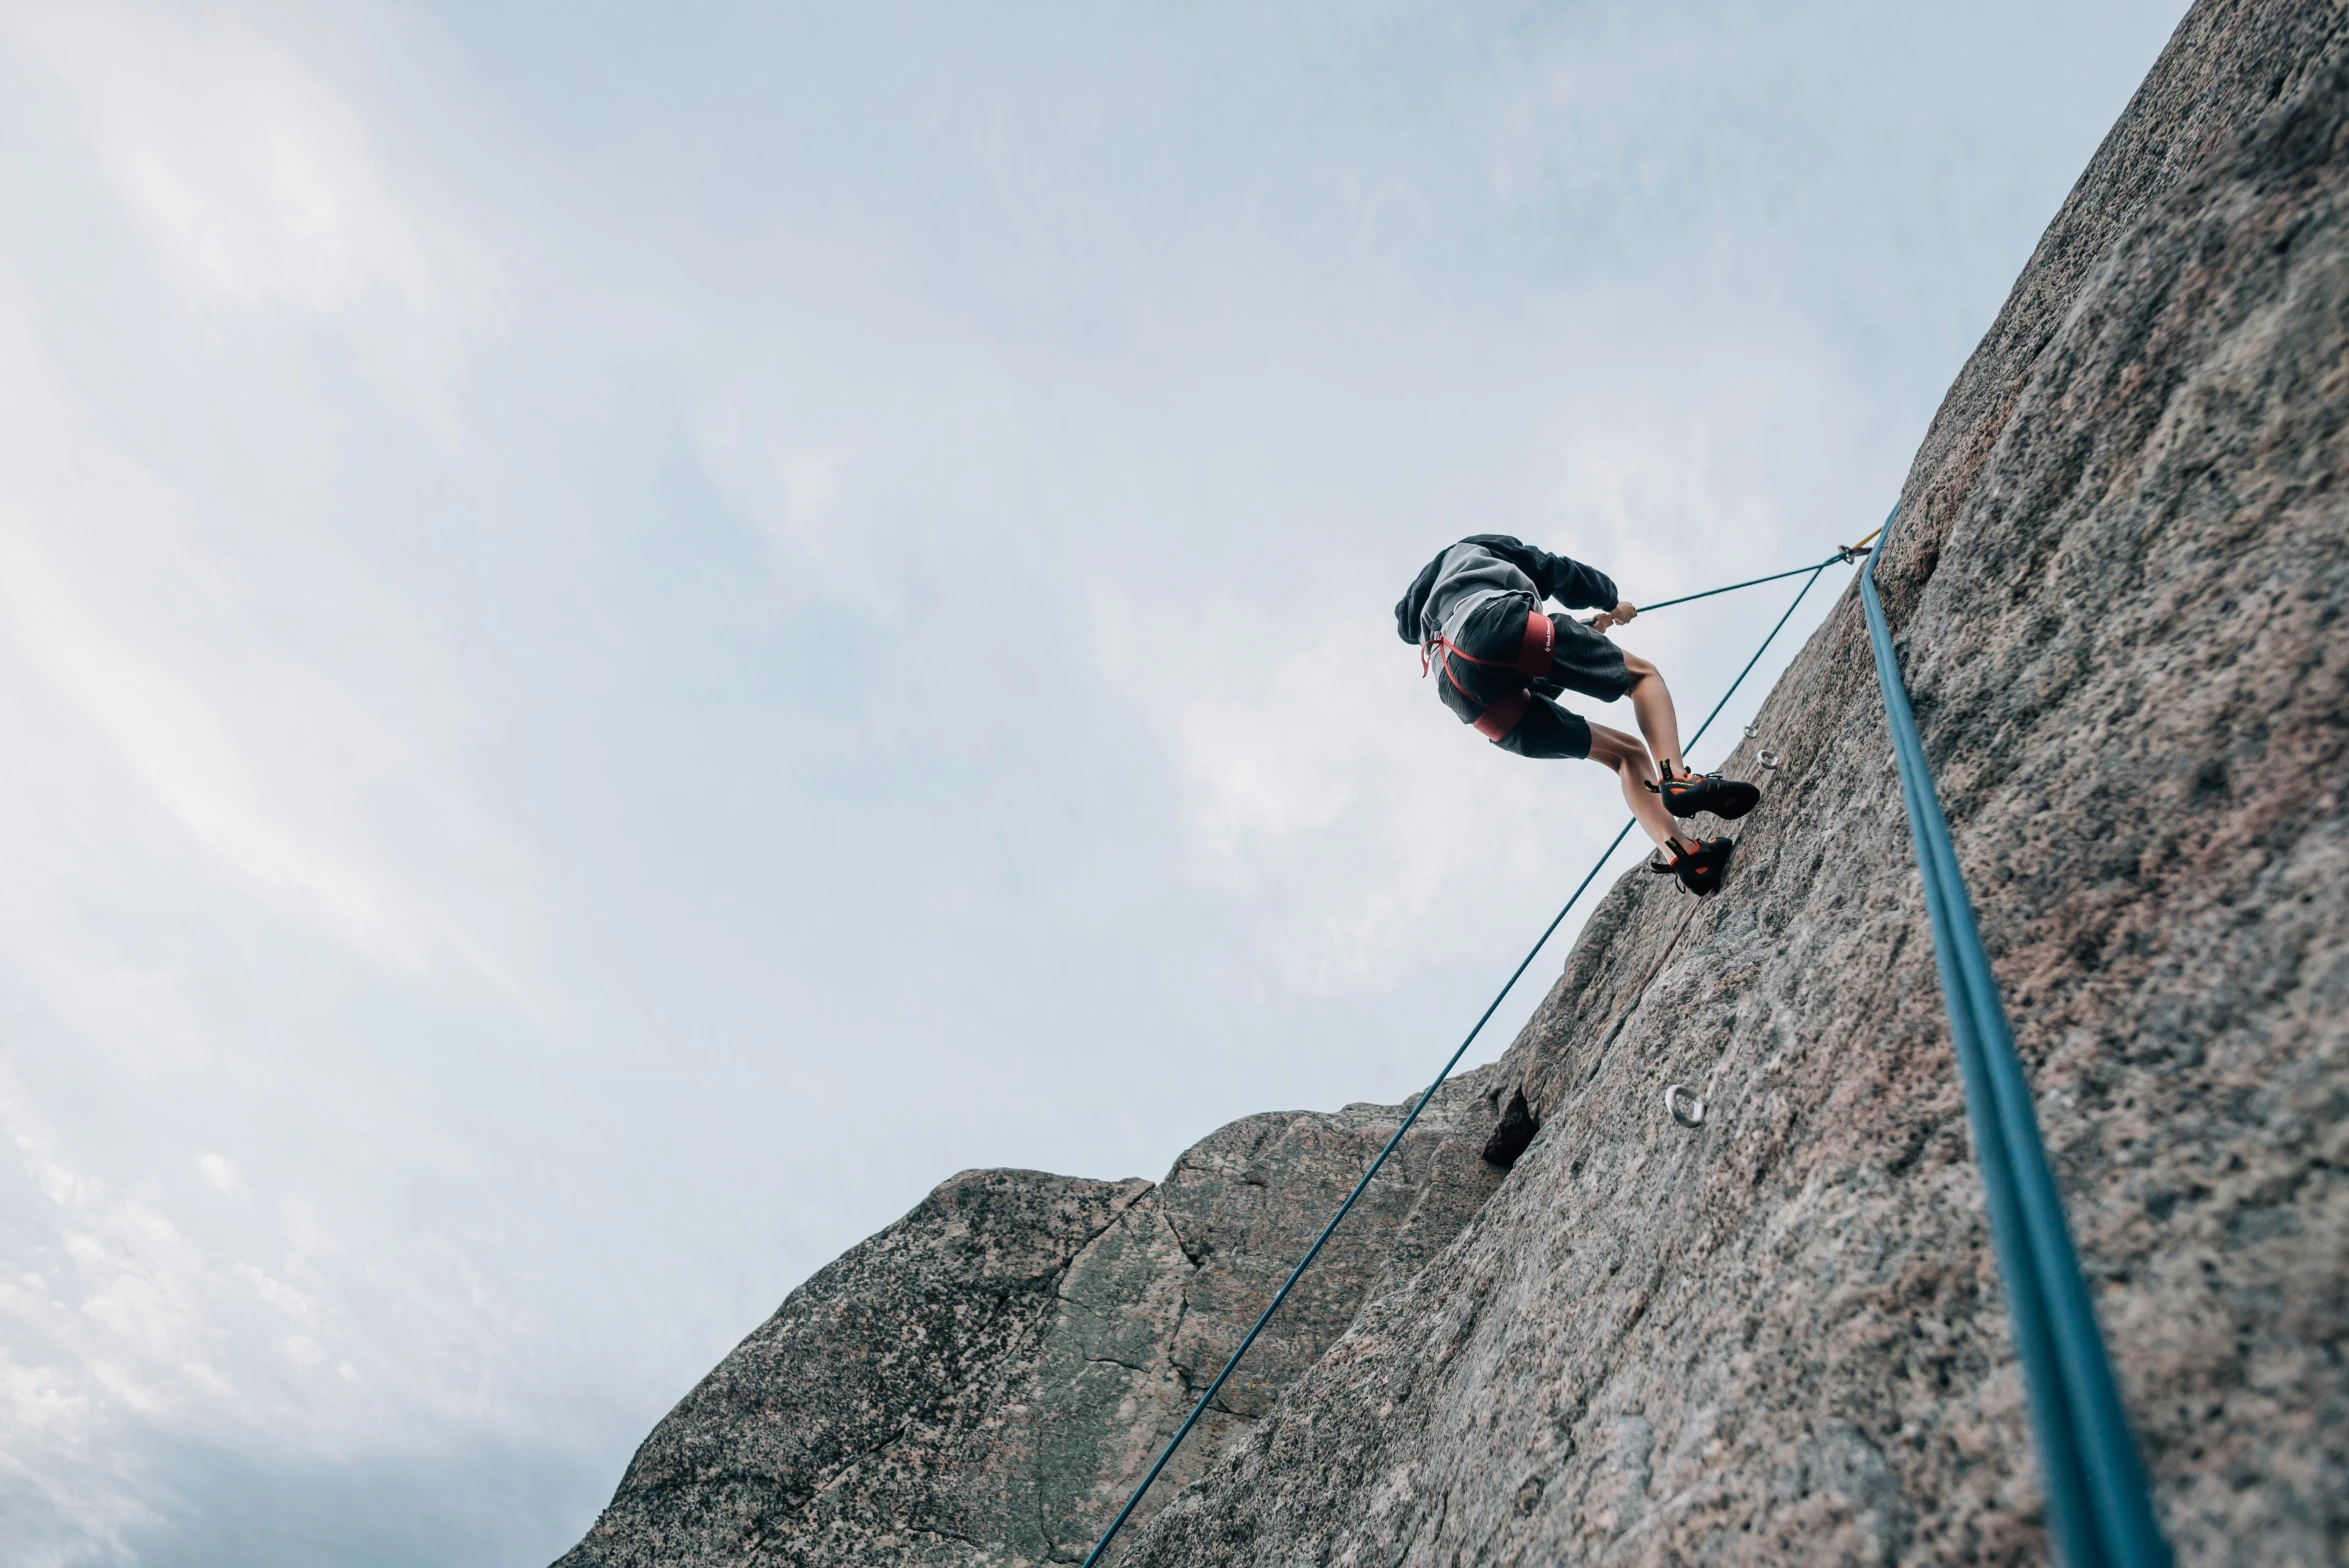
[1637,554,1838,612]
[1858,510,2168,1568]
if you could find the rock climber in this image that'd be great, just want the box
[1394,534,1761,896]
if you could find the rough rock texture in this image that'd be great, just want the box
[560,3,2349,1563]
[1122,3,2349,1563]
[556,1081,1510,1566]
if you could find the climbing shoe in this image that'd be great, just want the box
[1647,835,1735,897]
[1647,763,1761,821]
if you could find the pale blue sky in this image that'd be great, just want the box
[0,2,2186,1563]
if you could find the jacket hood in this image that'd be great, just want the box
[1394,547,1449,643]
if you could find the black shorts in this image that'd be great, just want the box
[1467,605,1633,760]
[1540,610,1636,703]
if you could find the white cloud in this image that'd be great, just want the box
[0,271,528,982]
[694,415,890,610]
[0,32,552,1549]
[196,1155,242,1198]
[8,1,432,313]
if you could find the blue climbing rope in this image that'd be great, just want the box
[1859,506,2169,1568]
[1076,547,1851,1568]
[1638,550,1854,611]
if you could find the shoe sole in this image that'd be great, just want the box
[1676,840,1734,896]
[1668,782,1761,820]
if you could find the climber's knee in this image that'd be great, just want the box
[1622,651,1659,683]
[1584,722,1649,774]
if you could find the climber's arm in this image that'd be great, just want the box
[1465,535,1620,612]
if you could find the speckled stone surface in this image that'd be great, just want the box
[554,1081,1508,1566]
[558,2,2349,1563]
[1119,2,2349,1563]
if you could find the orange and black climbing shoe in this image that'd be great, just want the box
[1648,835,1735,897]
[1647,763,1760,821]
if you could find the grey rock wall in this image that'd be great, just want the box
[1120,2,2349,1563]
[558,1,2349,1563]
[555,1080,1509,1566]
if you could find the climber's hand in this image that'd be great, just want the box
[1590,601,1638,634]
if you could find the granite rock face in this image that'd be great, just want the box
[1121,2,2349,1563]
[561,3,2349,1563]
[555,1082,1509,1566]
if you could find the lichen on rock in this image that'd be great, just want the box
[556,1080,1511,1566]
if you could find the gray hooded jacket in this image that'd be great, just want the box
[1393,535,1618,649]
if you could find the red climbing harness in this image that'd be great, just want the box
[1421,607,1554,741]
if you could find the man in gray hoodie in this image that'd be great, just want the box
[1394,534,1759,895]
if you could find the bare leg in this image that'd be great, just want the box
[1586,722,1683,850]
[1620,652,1685,776]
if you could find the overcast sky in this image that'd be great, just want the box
[0,2,2189,1563]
